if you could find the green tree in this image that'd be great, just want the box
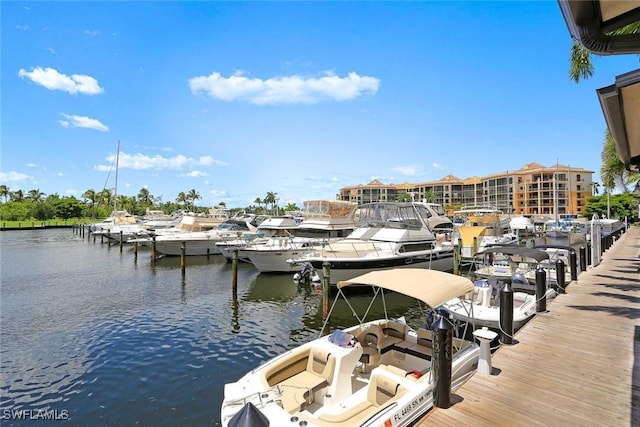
[137,187,154,210]
[0,185,9,203]
[264,191,277,215]
[187,189,201,211]
[176,192,189,210]
[589,182,600,196]
[10,189,24,202]
[396,192,412,202]
[27,189,45,203]
[54,197,84,219]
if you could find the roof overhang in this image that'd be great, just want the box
[558,0,640,54]
[597,69,640,170]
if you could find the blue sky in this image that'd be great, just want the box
[2,1,639,208]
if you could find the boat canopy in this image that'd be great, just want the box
[475,246,550,262]
[534,245,577,254]
[336,268,474,309]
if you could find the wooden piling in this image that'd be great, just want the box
[232,249,238,291]
[180,242,186,275]
[322,262,330,320]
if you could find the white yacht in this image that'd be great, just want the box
[239,200,358,273]
[289,202,454,285]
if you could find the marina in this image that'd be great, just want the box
[0,224,637,426]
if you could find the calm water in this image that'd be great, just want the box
[0,228,424,426]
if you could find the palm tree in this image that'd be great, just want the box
[0,185,9,203]
[396,192,412,202]
[263,191,277,215]
[589,182,600,196]
[27,189,45,203]
[187,189,201,211]
[254,197,263,213]
[137,187,154,209]
[10,189,24,202]
[176,192,189,210]
[82,189,98,208]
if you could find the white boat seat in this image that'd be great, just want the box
[317,373,406,424]
[356,324,384,370]
[275,347,336,413]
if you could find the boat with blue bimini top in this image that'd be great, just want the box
[220,269,480,427]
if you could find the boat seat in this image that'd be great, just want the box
[277,347,336,413]
[356,324,384,371]
[381,320,407,346]
[317,373,406,424]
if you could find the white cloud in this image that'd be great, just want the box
[0,171,32,182]
[432,163,443,170]
[392,164,424,176]
[59,113,109,132]
[95,152,223,172]
[16,24,30,31]
[189,71,380,105]
[180,170,209,178]
[85,30,99,37]
[27,163,37,168]
[18,66,104,95]
[209,189,228,197]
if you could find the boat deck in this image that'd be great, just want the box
[416,226,640,426]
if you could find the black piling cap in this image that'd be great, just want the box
[228,402,269,427]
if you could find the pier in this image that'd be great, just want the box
[417,227,640,426]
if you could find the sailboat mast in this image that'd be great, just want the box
[114,140,120,212]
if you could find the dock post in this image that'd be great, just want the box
[232,249,238,291]
[134,240,138,262]
[472,237,478,258]
[556,259,566,293]
[151,236,157,264]
[579,246,587,272]
[180,242,186,275]
[535,267,547,312]
[119,230,124,252]
[499,283,514,345]
[207,248,210,259]
[569,251,577,281]
[453,241,460,276]
[473,327,498,375]
[322,262,330,320]
[432,315,452,408]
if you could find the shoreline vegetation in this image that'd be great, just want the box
[0,218,93,230]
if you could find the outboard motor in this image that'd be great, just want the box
[293,262,314,285]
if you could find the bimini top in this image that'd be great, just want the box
[476,246,550,262]
[336,268,474,309]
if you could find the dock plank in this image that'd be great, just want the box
[416,227,640,426]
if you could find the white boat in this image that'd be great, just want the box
[472,246,550,290]
[451,206,517,262]
[238,200,358,273]
[289,202,454,285]
[137,218,259,256]
[220,269,481,427]
[441,278,557,331]
[524,245,575,289]
[544,219,572,238]
[509,215,535,236]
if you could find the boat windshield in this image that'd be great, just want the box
[356,203,426,230]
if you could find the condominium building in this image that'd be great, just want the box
[337,162,594,216]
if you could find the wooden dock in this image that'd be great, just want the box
[417,227,640,426]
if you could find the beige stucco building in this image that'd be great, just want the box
[338,162,594,216]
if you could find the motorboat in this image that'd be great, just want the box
[441,277,557,332]
[544,219,572,239]
[133,218,259,256]
[524,245,576,290]
[288,202,454,285]
[451,206,517,262]
[471,246,550,291]
[237,200,358,273]
[220,268,480,427]
[509,215,535,236]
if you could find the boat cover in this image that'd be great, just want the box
[475,246,550,262]
[336,268,473,309]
